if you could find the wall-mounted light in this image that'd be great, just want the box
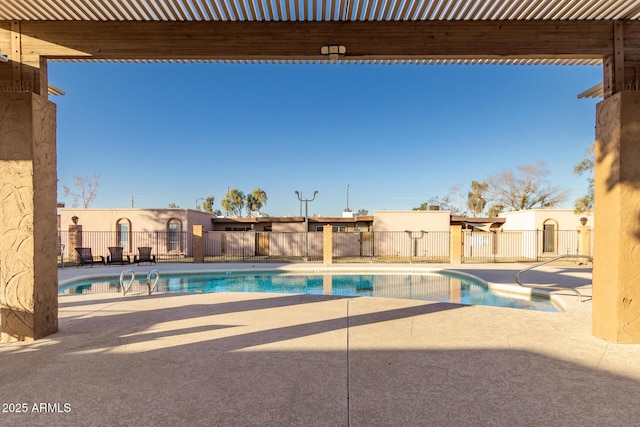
[321,45,346,60]
[0,51,8,63]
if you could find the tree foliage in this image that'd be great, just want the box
[246,188,268,215]
[573,143,594,214]
[203,196,215,214]
[63,173,99,208]
[467,180,488,217]
[221,188,246,217]
[486,162,568,212]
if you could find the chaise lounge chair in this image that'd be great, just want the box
[75,247,104,267]
[107,246,130,265]
[134,247,156,265]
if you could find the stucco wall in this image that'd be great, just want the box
[60,208,214,232]
[372,210,451,232]
[272,222,305,232]
[500,209,593,230]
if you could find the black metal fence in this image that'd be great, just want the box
[462,229,586,263]
[58,229,590,265]
[58,230,192,263]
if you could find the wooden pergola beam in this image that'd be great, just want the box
[2,20,636,61]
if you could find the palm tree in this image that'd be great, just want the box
[467,180,488,217]
[221,188,245,217]
[246,187,268,216]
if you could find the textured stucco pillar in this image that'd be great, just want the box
[449,225,463,264]
[593,92,640,343]
[192,225,204,263]
[0,92,58,342]
[68,224,82,262]
[323,225,333,264]
[577,225,592,258]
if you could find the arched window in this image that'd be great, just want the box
[167,219,182,252]
[116,218,131,252]
[542,219,557,253]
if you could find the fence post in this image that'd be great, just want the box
[449,225,463,264]
[323,225,333,264]
[193,225,204,263]
[69,224,83,262]
[578,225,592,258]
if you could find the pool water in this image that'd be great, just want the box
[59,271,558,312]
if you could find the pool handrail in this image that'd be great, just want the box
[147,270,160,295]
[120,270,136,296]
[515,254,593,303]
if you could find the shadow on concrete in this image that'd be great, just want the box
[459,267,592,290]
[0,293,638,426]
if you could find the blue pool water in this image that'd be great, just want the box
[59,271,558,312]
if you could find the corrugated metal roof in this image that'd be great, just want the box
[1,0,639,22]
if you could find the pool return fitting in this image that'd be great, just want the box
[120,270,161,296]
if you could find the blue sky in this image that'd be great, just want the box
[50,61,601,217]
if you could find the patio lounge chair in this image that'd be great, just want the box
[75,247,104,267]
[107,246,130,265]
[134,247,156,265]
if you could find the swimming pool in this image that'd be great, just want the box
[59,271,558,312]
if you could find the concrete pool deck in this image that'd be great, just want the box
[2,262,640,426]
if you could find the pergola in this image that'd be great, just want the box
[1,0,640,342]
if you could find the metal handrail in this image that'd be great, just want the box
[120,270,136,296]
[146,270,160,295]
[515,254,593,303]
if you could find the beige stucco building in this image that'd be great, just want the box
[499,209,594,231]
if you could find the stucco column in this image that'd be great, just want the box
[192,225,204,263]
[593,92,640,343]
[323,224,333,264]
[68,224,83,262]
[449,225,463,264]
[0,92,58,342]
[577,225,592,258]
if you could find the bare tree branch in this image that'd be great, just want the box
[487,162,568,211]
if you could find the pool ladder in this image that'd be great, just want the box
[515,254,593,302]
[120,270,161,296]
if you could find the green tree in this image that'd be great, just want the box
[467,180,488,217]
[203,196,215,214]
[168,202,179,208]
[221,188,245,217]
[487,162,568,211]
[356,209,369,216]
[573,143,594,214]
[246,187,268,216]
